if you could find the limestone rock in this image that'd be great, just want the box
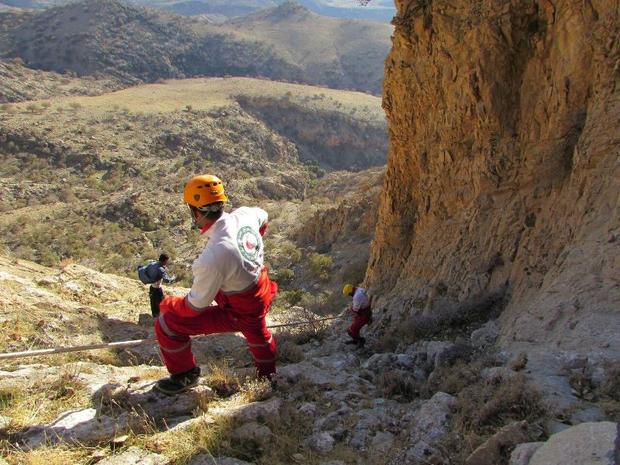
[21,408,139,448]
[232,422,272,442]
[304,432,335,454]
[298,402,317,417]
[97,447,170,465]
[404,392,456,462]
[209,398,282,423]
[94,381,215,421]
[465,421,529,465]
[349,401,404,450]
[367,0,620,361]
[529,422,619,465]
[471,321,500,348]
[426,341,458,369]
[370,431,395,454]
[569,406,606,425]
[509,442,544,465]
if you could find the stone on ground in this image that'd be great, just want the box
[97,447,170,465]
[528,422,619,465]
[403,392,457,462]
[509,442,544,465]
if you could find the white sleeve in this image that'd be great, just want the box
[254,207,268,227]
[187,250,224,311]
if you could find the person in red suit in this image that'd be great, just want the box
[153,174,277,395]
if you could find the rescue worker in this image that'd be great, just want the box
[153,174,278,394]
[144,254,175,317]
[343,284,372,347]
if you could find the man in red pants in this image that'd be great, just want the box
[154,174,278,395]
[343,284,372,347]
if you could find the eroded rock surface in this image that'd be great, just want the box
[368,0,620,361]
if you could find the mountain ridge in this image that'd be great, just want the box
[0,0,390,93]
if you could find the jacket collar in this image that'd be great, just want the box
[201,212,229,237]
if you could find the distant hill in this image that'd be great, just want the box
[125,0,395,22]
[224,2,392,94]
[1,0,304,83]
[0,0,389,93]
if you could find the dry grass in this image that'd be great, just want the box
[430,365,546,465]
[202,361,242,398]
[0,366,91,431]
[8,78,383,120]
[2,444,91,465]
[133,414,236,465]
[377,370,419,402]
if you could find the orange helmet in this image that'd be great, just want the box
[183,174,228,208]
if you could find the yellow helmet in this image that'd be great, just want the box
[183,174,228,208]
[342,284,354,296]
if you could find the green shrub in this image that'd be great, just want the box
[308,252,332,281]
[278,289,306,307]
[272,268,294,284]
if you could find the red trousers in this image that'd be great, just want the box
[155,271,278,378]
[347,307,372,342]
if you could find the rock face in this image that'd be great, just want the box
[368,0,620,357]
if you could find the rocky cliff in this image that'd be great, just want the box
[368,0,619,357]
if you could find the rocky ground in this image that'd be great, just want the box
[0,257,618,464]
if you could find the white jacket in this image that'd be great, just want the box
[352,287,370,312]
[187,207,268,310]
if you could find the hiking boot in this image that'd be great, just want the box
[344,339,358,345]
[154,366,201,395]
[357,337,366,347]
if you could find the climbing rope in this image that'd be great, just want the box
[0,315,344,361]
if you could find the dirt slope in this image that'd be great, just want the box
[367,0,619,358]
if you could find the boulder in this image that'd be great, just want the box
[509,442,544,465]
[529,422,619,465]
[97,447,170,465]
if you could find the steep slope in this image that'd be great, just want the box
[226,2,392,94]
[368,0,619,358]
